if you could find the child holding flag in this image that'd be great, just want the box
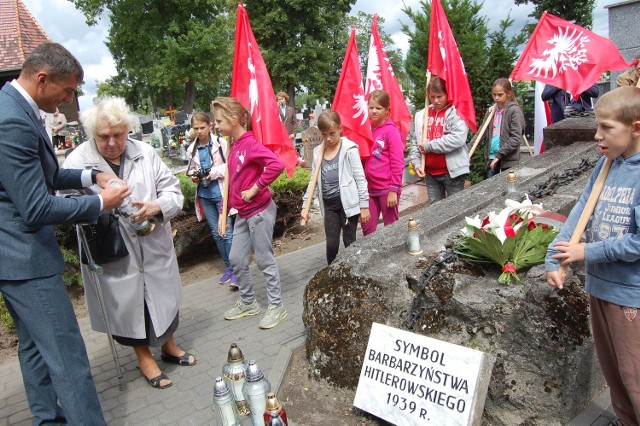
[212,97,287,330]
[546,86,640,426]
[362,90,404,236]
[301,110,370,264]
[410,77,470,204]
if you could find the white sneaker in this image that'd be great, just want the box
[259,304,287,329]
[224,299,260,320]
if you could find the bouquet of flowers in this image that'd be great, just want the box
[454,196,559,284]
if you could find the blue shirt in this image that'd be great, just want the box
[196,141,221,199]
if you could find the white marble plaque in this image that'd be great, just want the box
[353,323,493,426]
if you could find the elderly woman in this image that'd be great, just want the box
[61,96,194,390]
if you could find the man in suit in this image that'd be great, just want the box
[541,83,600,123]
[0,42,129,425]
[276,91,298,140]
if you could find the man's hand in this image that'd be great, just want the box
[100,185,130,211]
[490,158,500,172]
[415,166,426,178]
[387,191,398,208]
[95,172,122,189]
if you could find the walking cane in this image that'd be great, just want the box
[77,225,124,390]
[300,143,325,226]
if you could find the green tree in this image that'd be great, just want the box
[244,0,357,106]
[72,0,234,113]
[514,0,596,30]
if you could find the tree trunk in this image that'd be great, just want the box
[183,77,195,114]
[287,83,295,108]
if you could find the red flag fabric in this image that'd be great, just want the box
[428,0,477,132]
[231,4,297,177]
[510,11,631,97]
[365,14,412,148]
[332,27,373,159]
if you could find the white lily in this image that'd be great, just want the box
[460,215,482,236]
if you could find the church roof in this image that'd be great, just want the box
[0,0,50,72]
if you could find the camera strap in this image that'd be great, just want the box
[216,135,226,163]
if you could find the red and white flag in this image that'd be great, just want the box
[231,4,297,177]
[365,14,411,147]
[511,11,631,97]
[332,26,373,159]
[428,0,477,132]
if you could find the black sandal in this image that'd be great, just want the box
[161,351,197,366]
[138,368,172,389]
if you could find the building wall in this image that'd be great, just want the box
[607,0,640,89]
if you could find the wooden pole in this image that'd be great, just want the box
[467,104,495,159]
[300,143,325,226]
[558,158,612,276]
[523,134,534,157]
[420,72,432,171]
[219,138,231,235]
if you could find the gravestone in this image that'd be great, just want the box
[303,142,607,424]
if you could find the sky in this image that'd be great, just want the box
[21,0,613,110]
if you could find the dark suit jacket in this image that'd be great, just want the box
[0,82,101,280]
[541,84,600,123]
[280,105,297,135]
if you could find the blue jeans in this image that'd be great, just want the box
[200,196,234,268]
[0,275,106,425]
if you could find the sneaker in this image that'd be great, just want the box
[219,267,233,284]
[224,299,260,320]
[259,304,288,329]
[228,274,238,288]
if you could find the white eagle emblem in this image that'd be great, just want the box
[527,26,589,79]
[247,47,261,124]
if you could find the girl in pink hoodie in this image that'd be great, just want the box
[211,97,287,330]
[361,90,405,236]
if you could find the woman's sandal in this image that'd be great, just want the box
[160,351,197,366]
[137,367,172,389]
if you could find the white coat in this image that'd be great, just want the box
[61,138,184,339]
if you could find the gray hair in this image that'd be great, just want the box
[80,96,135,138]
[21,42,84,82]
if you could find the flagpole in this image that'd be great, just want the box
[420,72,432,171]
[300,143,325,226]
[522,134,534,157]
[467,104,496,159]
[558,158,612,277]
[220,138,231,235]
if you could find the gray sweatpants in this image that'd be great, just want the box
[229,200,282,306]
